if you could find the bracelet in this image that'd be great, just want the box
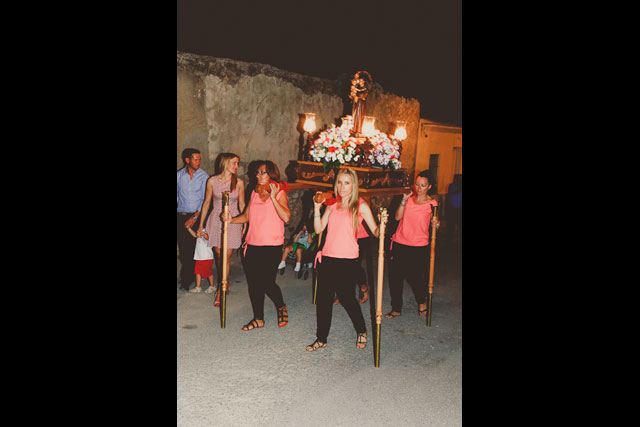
[400,201,407,206]
[314,214,320,218]
[192,216,198,220]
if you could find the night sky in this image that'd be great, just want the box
[177,0,461,126]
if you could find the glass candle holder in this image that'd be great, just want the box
[361,116,376,137]
[303,113,316,133]
[394,120,407,141]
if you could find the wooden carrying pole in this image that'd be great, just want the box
[220,191,229,328]
[375,207,388,368]
[427,206,438,327]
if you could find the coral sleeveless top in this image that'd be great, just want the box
[245,190,285,246]
[322,201,363,259]
[356,219,369,239]
[392,197,438,247]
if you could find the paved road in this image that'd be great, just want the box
[178,236,461,427]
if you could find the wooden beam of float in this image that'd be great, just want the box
[294,161,410,194]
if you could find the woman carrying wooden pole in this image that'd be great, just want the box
[305,169,382,352]
[374,207,388,368]
[197,152,245,303]
[221,160,291,332]
[384,170,439,321]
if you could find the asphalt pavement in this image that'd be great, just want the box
[177,232,462,427]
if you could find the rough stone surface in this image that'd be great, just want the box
[178,52,421,239]
[365,86,421,174]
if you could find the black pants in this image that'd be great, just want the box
[177,213,197,289]
[388,242,430,313]
[357,237,374,287]
[316,256,367,343]
[244,245,285,320]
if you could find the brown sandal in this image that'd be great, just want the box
[277,305,288,328]
[306,339,327,352]
[356,332,367,349]
[358,284,369,304]
[241,319,264,331]
[418,303,427,317]
[384,311,402,319]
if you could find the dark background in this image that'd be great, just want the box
[45,1,571,420]
[177,0,461,126]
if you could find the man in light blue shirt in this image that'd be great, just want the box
[177,148,209,291]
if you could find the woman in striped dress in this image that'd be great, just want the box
[197,153,245,300]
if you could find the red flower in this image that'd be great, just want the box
[328,146,337,152]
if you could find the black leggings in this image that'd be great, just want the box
[244,245,285,320]
[316,256,367,343]
[357,237,374,287]
[388,242,430,313]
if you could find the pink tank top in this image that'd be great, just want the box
[245,190,285,246]
[322,201,363,259]
[357,219,368,239]
[392,197,438,246]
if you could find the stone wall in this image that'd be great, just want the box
[177,51,420,239]
[365,85,421,175]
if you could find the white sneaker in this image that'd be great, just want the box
[278,261,286,269]
[189,287,202,293]
[294,263,301,272]
[205,286,215,294]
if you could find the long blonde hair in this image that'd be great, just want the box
[334,168,360,237]
[215,152,239,192]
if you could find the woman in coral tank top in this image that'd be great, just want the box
[222,161,290,331]
[305,168,385,352]
[384,170,440,320]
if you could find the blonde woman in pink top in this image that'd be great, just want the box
[305,168,385,352]
[385,170,440,320]
[222,160,290,332]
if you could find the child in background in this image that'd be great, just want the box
[187,228,216,293]
[278,223,316,273]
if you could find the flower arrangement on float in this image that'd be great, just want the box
[308,114,402,171]
[367,129,402,170]
[308,120,361,171]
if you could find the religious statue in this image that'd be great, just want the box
[349,71,372,135]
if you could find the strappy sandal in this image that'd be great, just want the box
[358,284,369,304]
[241,319,264,331]
[418,303,427,317]
[333,297,340,305]
[305,339,327,352]
[277,305,289,328]
[384,311,402,319]
[356,332,367,349]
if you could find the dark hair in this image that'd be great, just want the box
[417,169,432,184]
[257,160,281,182]
[182,148,200,164]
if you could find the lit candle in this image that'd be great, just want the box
[303,113,316,133]
[394,121,407,141]
[362,116,376,137]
